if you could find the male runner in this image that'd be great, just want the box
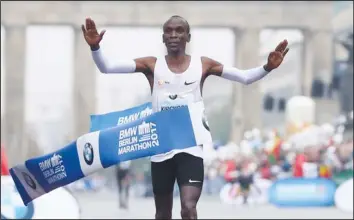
[82,15,289,219]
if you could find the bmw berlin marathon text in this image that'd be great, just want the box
[117,107,152,125]
[38,154,67,184]
[118,121,159,155]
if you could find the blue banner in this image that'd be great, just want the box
[10,106,199,206]
[268,178,337,207]
[90,102,152,132]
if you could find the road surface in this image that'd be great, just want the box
[72,190,353,219]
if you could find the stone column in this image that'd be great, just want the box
[72,26,97,138]
[301,30,314,97]
[2,25,26,163]
[229,28,262,143]
[303,30,340,123]
[312,31,333,85]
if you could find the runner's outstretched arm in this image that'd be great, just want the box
[82,17,155,74]
[204,40,289,85]
[91,48,155,74]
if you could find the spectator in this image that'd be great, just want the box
[259,160,272,179]
[293,153,306,177]
[116,161,132,209]
[224,159,237,183]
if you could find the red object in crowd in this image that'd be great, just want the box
[293,154,307,177]
[260,166,272,179]
[1,146,10,176]
[259,159,272,179]
[273,139,282,161]
[224,160,237,182]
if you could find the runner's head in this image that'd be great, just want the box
[163,15,191,55]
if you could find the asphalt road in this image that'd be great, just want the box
[72,189,353,219]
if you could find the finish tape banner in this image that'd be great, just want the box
[90,102,153,132]
[269,178,337,207]
[1,176,80,219]
[10,104,209,205]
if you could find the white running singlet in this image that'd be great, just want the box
[150,55,212,162]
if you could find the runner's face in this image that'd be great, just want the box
[163,18,190,53]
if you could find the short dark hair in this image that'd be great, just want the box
[164,15,190,34]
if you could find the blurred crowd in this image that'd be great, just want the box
[202,110,353,195]
[87,110,353,199]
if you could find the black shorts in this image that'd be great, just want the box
[151,153,204,195]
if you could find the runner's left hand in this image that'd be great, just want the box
[264,39,289,71]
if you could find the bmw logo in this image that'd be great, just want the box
[83,143,94,165]
[168,94,178,100]
[22,172,36,190]
[1,184,35,219]
[202,111,210,131]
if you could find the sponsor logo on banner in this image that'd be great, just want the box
[117,106,152,125]
[118,121,160,155]
[38,153,67,185]
[77,131,103,176]
[22,172,37,190]
[90,102,153,132]
[1,176,80,219]
[335,178,353,213]
[269,178,336,207]
[83,143,94,165]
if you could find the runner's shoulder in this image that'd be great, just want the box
[135,56,157,64]
[134,56,157,73]
[201,56,222,65]
[200,56,222,76]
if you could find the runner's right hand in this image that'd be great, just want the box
[81,18,106,50]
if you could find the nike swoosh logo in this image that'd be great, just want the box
[184,81,196,86]
[189,179,201,183]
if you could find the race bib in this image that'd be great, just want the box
[159,92,195,111]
